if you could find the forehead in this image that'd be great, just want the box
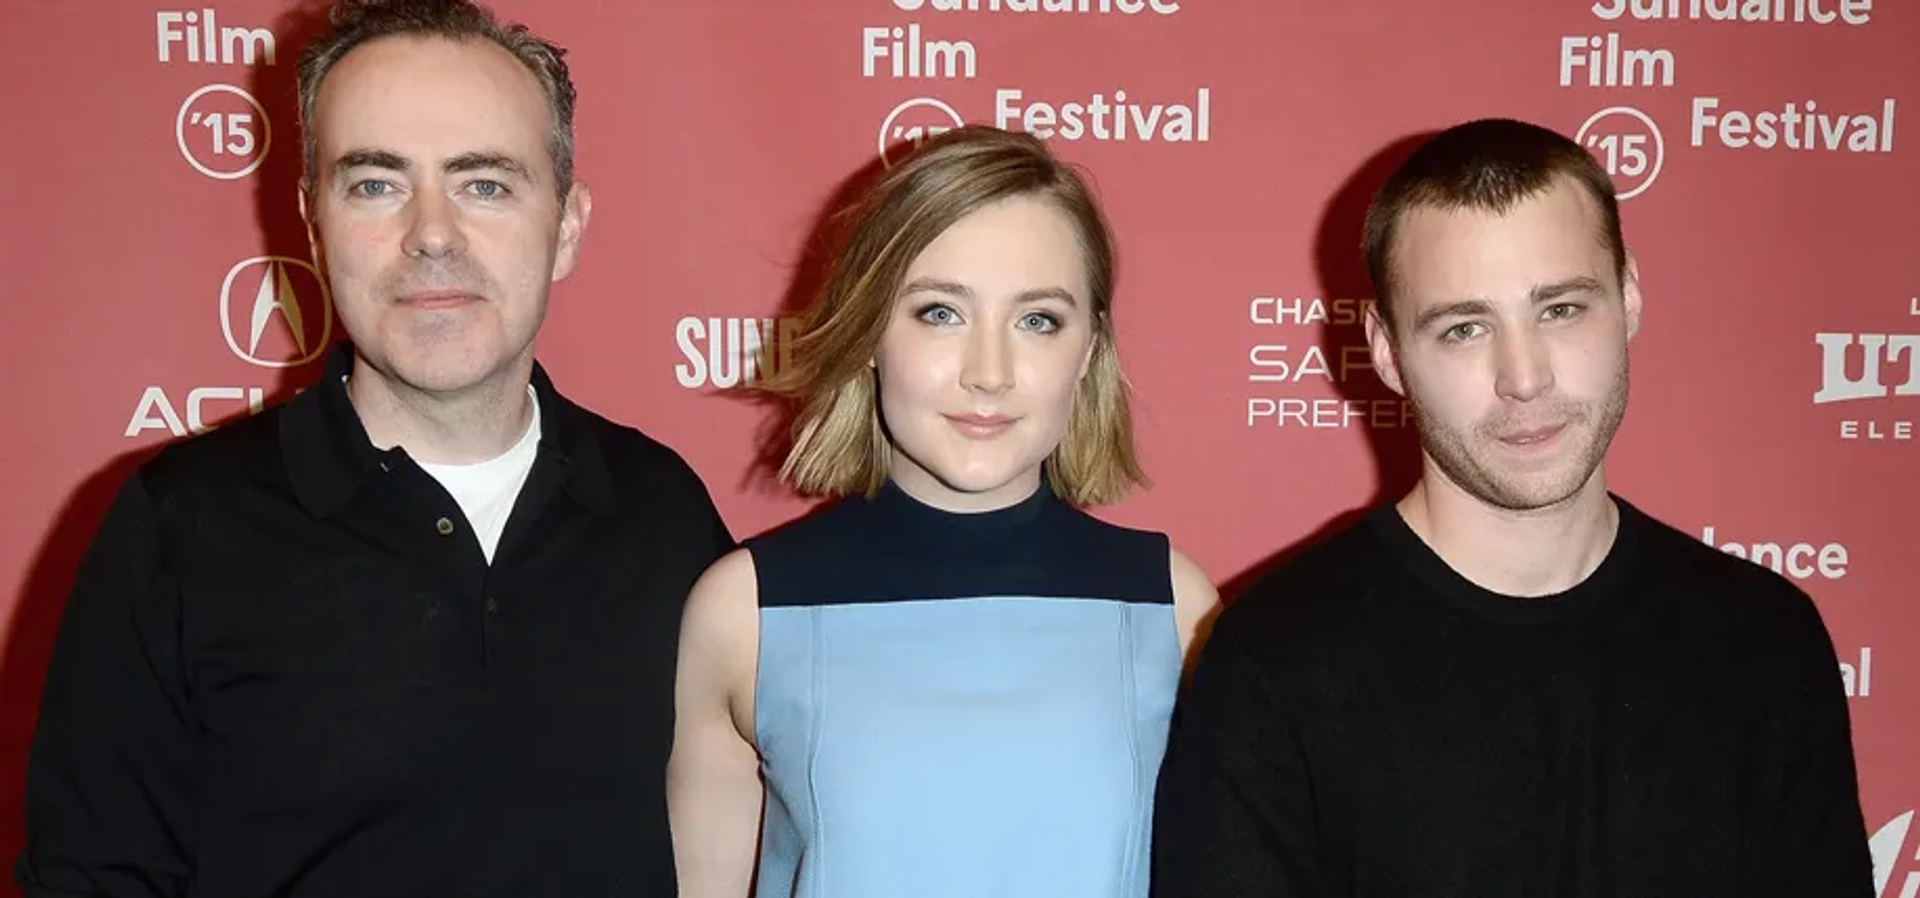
[1391,179,1611,304]
[906,195,1089,286]
[312,35,552,167]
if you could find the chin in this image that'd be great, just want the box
[1483,482,1584,512]
[1476,464,1602,511]
[382,348,512,395]
[1430,438,1578,511]
[931,467,1024,496]
[921,450,1046,495]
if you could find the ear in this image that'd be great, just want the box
[1621,249,1643,341]
[1364,302,1407,397]
[551,181,594,283]
[298,179,324,272]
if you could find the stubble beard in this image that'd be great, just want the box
[1409,355,1630,513]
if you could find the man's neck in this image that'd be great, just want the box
[346,356,536,465]
[1397,461,1620,598]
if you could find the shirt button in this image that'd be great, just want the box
[434,517,454,536]
[485,598,499,614]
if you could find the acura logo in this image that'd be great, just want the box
[219,255,332,368]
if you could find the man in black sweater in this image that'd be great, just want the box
[15,2,734,895]
[1150,118,1875,897]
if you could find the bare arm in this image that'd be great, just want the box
[1170,546,1222,672]
[667,549,764,898]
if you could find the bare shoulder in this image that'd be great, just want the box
[677,548,761,725]
[689,546,759,605]
[1168,544,1222,659]
[682,547,760,649]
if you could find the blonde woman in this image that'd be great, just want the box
[666,125,1218,898]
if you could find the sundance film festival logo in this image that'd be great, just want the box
[1555,1,1894,203]
[675,316,803,389]
[871,89,1213,168]
[220,256,332,368]
[1573,106,1665,200]
[158,9,277,65]
[1814,297,1919,442]
[878,97,965,167]
[159,11,277,180]
[862,2,1209,165]
[175,84,271,180]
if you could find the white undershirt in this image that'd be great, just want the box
[415,386,542,564]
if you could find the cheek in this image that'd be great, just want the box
[444,217,538,294]
[318,216,392,280]
[1019,338,1091,410]
[1402,356,1484,418]
[876,328,955,415]
[1560,334,1626,386]
[474,214,548,264]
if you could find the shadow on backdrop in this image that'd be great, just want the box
[719,149,899,537]
[0,448,164,894]
[0,5,336,886]
[247,0,334,425]
[1217,131,1438,603]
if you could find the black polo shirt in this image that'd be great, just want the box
[16,344,735,898]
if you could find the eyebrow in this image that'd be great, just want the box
[1531,275,1606,302]
[899,277,1079,307]
[445,151,532,180]
[333,149,408,178]
[1410,276,1606,332]
[331,149,533,181]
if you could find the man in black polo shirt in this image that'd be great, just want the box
[15,2,733,895]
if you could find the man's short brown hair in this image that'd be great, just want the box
[1362,118,1626,331]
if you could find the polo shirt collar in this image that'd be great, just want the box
[282,342,617,517]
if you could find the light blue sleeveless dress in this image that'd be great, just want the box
[743,479,1182,898]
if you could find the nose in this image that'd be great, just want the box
[960,324,1013,395]
[401,188,466,260]
[1492,326,1554,403]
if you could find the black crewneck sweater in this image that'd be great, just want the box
[1150,496,1874,897]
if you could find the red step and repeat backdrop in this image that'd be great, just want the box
[2,0,1916,891]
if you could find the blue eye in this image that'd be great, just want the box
[916,304,959,326]
[1020,311,1061,333]
[469,180,507,199]
[348,180,392,198]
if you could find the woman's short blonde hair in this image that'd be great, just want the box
[758,125,1147,506]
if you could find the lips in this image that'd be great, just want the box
[398,289,481,310]
[1496,423,1566,446]
[944,412,1018,439]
